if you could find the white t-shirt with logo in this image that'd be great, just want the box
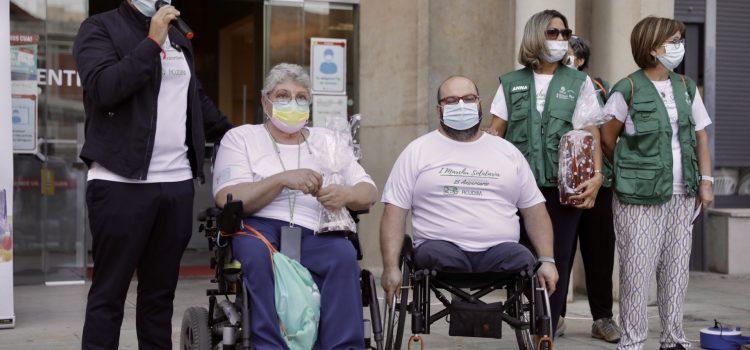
[381,131,545,252]
[490,72,600,122]
[212,124,376,232]
[603,80,712,194]
[88,37,193,183]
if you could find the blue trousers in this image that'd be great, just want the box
[233,217,364,350]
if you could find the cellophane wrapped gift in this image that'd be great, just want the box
[558,130,595,206]
[311,117,358,235]
[557,84,612,206]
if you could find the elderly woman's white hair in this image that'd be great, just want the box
[261,63,312,96]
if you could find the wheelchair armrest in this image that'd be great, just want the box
[217,194,244,233]
[348,209,369,224]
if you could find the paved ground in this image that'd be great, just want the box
[1,272,748,349]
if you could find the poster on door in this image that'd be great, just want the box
[10,32,38,154]
[11,81,37,153]
[310,38,346,95]
[1,0,17,329]
[312,95,348,128]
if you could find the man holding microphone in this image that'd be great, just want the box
[73,1,232,348]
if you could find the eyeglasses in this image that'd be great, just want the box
[545,28,573,40]
[439,94,479,106]
[662,38,685,51]
[268,90,311,106]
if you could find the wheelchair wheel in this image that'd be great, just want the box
[385,262,410,350]
[181,307,212,350]
[513,294,534,350]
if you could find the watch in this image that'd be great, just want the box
[700,175,715,184]
[538,257,556,265]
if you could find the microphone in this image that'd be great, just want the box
[155,0,194,40]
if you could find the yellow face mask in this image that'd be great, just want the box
[270,101,310,134]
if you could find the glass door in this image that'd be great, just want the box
[10,0,88,285]
[264,0,359,117]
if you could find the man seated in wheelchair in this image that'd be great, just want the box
[212,63,378,349]
[379,75,559,302]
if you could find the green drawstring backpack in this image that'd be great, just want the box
[243,224,321,350]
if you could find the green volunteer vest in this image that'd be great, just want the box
[501,66,587,188]
[610,69,699,205]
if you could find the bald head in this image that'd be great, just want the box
[437,75,479,103]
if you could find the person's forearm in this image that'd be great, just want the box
[585,126,603,172]
[600,119,622,163]
[519,203,554,259]
[380,204,407,270]
[696,130,712,176]
[489,116,507,138]
[215,174,286,214]
[346,182,378,211]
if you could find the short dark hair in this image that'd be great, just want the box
[568,36,591,71]
[437,75,479,102]
[630,16,685,69]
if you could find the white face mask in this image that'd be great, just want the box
[442,100,480,131]
[544,40,568,63]
[656,42,685,71]
[132,0,169,17]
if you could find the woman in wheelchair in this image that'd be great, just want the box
[212,63,378,350]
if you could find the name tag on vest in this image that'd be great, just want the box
[511,85,529,92]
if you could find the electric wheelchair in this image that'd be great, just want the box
[179,194,386,349]
[382,235,555,350]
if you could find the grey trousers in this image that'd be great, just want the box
[614,195,694,350]
[413,240,536,273]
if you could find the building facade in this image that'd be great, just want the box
[7,0,749,286]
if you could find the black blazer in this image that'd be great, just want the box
[73,1,232,182]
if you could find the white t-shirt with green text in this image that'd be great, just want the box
[382,130,545,252]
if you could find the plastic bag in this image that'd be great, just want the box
[244,225,320,350]
[571,81,611,130]
[312,117,358,234]
[558,130,595,206]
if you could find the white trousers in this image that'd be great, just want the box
[614,195,694,350]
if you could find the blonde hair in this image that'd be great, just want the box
[630,16,685,69]
[518,9,569,68]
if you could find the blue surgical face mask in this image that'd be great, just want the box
[442,100,480,131]
[132,0,169,17]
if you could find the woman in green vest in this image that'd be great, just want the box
[600,17,714,350]
[488,9,604,336]
[558,35,622,343]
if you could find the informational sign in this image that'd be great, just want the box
[310,38,346,95]
[312,95,348,128]
[10,32,37,81]
[1,0,17,329]
[11,81,37,153]
[10,33,38,154]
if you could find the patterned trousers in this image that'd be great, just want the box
[613,195,694,350]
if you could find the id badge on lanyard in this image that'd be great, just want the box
[266,125,306,262]
[280,225,302,262]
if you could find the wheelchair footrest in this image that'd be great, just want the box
[448,300,503,339]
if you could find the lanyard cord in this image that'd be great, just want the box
[264,123,306,227]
